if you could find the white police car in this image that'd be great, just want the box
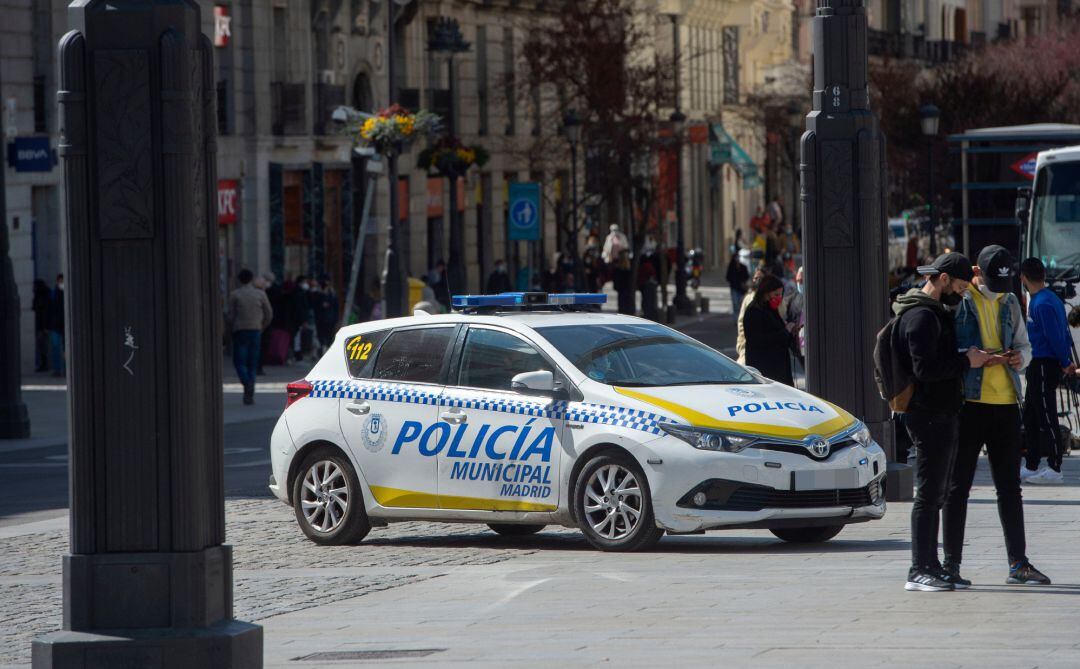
[269,292,886,551]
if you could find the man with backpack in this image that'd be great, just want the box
[942,246,1049,587]
[881,252,992,591]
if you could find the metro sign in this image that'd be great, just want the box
[218,179,239,225]
[1010,152,1038,180]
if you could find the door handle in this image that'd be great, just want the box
[440,409,467,424]
[346,401,371,416]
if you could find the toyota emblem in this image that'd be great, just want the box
[807,436,829,458]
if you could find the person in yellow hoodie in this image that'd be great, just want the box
[942,245,1050,587]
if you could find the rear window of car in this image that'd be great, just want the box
[343,330,391,378]
[370,326,455,384]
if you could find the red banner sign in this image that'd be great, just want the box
[217,179,239,225]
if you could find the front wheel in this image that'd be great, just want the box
[574,454,664,552]
[292,449,371,545]
[770,525,844,543]
[487,523,546,537]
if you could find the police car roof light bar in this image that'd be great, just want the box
[451,292,607,312]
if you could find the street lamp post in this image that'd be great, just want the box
[382,1,408,317]
[563,110,582,287]
[670,109,691,315]
[666,13,692,315]
[920,103,940,258]
[34,2,262,663]
[801,1,906,499]
[428,17,471,294]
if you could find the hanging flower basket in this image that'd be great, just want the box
[417,136,490,177]
[351,104,440,155]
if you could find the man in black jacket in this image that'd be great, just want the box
[894,252,992,591]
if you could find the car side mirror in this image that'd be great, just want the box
[1016,187,1032,226]
[511,370,555,396]
[746,366,761,376]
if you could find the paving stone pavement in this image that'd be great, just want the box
[4,459,1080,668]
[0,495,581,667]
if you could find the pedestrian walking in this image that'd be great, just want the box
[942,246,1050,587]
[891,252,991,591]
[781,266,805,365]
[429,260,451,310]
[293,276,316,362]
[226,268,273,405]
[46,274,65,377]
[743,273,795,386]
[601,224,629,266]
[736,267,766,364]
[485,259,513,294]
[32,279,50,372]
[1020,257,1073,485]
[725,246,749,316]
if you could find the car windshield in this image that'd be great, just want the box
[1030,162,1080,280]
[534,323,757,387]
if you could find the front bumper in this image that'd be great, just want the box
[644,436,888,533]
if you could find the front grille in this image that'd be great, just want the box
[678,477,877,512]
[754,438,856,461]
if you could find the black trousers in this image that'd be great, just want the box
[905,410,959,571]
[943,402,1026,566]
[1023,358,1063,472]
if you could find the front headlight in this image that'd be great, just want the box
[658,422,757,453]
[852,423,873,448]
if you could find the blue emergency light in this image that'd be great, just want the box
[451,292,607,310]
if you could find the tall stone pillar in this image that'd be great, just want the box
[32,2,262,665]
[801,0,911,499]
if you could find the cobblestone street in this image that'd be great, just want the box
[4,459,1080,667]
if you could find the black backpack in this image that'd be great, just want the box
[873,311,916,413]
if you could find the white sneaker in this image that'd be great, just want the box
[1020,465,1040,481]
[1040,469,1065,485]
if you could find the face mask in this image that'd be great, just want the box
[300,283,310,291]
[941,289,962,306]
[496,266,506,274]
[56,282,64,290]
[768,295,783,310]
[796,283,803,295]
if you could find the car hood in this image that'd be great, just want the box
[613,382,858,440]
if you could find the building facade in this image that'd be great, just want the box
[3,0,796,374]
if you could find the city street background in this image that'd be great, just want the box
[2,291,1079,668]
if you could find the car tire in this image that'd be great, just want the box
[487,523,546,537]
[292,449,371,545]
[573,453,664,552]
[770,525,844,543]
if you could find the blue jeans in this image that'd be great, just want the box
[48,330,65,375]
[232,330,261,388]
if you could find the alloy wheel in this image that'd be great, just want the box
[582,464,643,540]
[300,460,349,533]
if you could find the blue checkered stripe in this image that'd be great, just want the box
[309,379,669,435]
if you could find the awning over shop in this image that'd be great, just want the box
[709,124,762,189]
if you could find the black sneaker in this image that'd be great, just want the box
[1007,561,1051,585]
[938,564,971,589]
[905,569,955,592]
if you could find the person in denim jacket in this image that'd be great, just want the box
[943,245,1050,587]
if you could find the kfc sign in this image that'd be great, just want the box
[214,6,231,48]
[218,179,239,225]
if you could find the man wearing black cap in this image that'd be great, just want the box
[893,252,993,591]
[942,246,1050,587]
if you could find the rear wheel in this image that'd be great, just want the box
[487,523,546,537]
[574,453,664,552]
[292,449,371,545]
[770,525,844,543]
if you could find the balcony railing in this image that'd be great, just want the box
[867,29,967,64]
[271,81,307,136]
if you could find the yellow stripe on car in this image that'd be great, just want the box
[370,486,558,512]
[614,387,857,440]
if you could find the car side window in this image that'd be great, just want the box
[458,328,554,392]
[370,327,454,384]
[343,330,391,378]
